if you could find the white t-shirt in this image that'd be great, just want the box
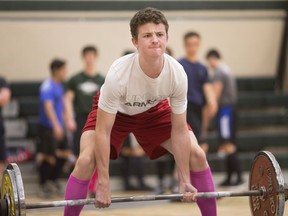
[98,53,188,115]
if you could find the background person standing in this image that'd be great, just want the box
[0,76,11,184]
[37,59,71,197]
[206,49,243,186]
[179,31,217,153]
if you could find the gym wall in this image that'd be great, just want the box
[0,10,285,81]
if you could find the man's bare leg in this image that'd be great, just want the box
[161,131,217,216]
[64,130,96,216]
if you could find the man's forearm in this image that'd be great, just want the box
[94,132,110,184]
[64,97,74,122]
[0,89,11,106]
[44,102,61,128]
[171,129,191,184]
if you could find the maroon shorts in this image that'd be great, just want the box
[83,92,191,160]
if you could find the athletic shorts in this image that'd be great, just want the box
[0,121,6,162]
[217,105,237,145]
[83,92,191,160]
[36,125,68,156]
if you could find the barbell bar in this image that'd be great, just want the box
[24,189,264,209]
[0,151,287,216]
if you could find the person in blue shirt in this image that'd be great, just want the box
[179,32,217,153]
[37,59,71,198]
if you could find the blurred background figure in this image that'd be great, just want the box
[65,45,105,197]
[119,50,152,192]
[37,59,72,198]
[65,45,104,157]
[121,134,153,191]
[179,31,217,154]
[0,76,11,184]
[206,49,243,186]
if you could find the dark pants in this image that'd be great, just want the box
[73,115,88,156]
[186,102,204,143]
[0,121,6,162]
[37,125,68,185]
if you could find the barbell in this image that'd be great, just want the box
[0,151,287,216]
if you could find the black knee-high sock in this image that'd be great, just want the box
[50,157,66,181]
[38,161,49,186]
[225,154,234,183]
[230,152,242,182]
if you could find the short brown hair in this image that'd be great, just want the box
[130,7,169,39]
[184,31,201,42]
[82,45,98,57]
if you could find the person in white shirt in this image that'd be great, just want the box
[64,7,217,216]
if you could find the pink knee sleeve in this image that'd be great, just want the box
[88,170,98,193]
[190,167,217,216]
[64,174,89,216]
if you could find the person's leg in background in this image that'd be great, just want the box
[186,102,209,153]
[129,134,153,191]
[0,121,6,184]
[36,125,56,198]
[120,136,135,191]
[154,157,167,194]
[132,154,153,191]
[218,106,243,186]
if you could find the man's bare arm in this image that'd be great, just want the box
[203,83,217,115]
[212,81,223,102]
[44,101,64,140]
[171,112,191,185]
[0,88,11,106]
[94,108,116,207]
[202,83,218,135]
[64,90,76,132]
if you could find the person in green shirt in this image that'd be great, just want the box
[65,46,105,197]
[65,46,105,156]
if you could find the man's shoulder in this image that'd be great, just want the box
[111,53,136,70]
[69,72,84,82]
[106,53,136,81]
[165,54,184,70]
[40,79,53,92]
[94,73,105,83]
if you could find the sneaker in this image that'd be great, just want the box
[154,186,165,195]
[219,179,233,187]
[50,181,62,196]
[39,184,52,199]
[124,185,138,191]
[233,179,245,186]
[139,184,154,191]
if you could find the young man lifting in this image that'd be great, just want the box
[64,8,217,216]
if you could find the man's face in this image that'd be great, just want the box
[207,57,218,69]
[57,65,67,82]
[184,36,201,57]
[132,23,168,58]
[82,51,97,68]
